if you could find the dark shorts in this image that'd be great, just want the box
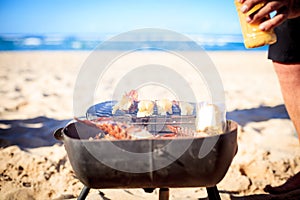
[268,17,300,63]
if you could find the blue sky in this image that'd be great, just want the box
[0,0,241,35]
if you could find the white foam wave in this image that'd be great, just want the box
[22,37,42,46]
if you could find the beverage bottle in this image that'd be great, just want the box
[234,1,277,48]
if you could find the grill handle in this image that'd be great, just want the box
[54,128,64,141]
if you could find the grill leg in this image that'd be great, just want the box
[77,186,90,200]
[159,188,169,200]
[206,186,221,200]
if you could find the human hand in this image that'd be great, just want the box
[239,0,300,31]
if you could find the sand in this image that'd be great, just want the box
[0,51,300,200]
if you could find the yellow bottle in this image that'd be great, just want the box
[234,1,277,48]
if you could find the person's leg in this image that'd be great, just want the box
[264,61,300,194]
[265,172,300,194]
[273,62,300,140]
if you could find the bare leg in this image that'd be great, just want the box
[264,62,300,194]
[272,62,300,140]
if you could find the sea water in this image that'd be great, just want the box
[0,33,268,51]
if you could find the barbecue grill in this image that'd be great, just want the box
[54,101,238,200]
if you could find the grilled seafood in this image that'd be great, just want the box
[179,101,194,115]
[75,117,130,139]
[112,90,193,116]
[167,125,193,137]
[156,99,173,115]
[167,125,210,138]
[75,117,152,140]
[112,90,138,114]
[137,100,154,117]
[82,89,227,140]
[75,116,217,140]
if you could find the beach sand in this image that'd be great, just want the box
[0,51,300,200]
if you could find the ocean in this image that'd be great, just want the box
[0,33,268,51]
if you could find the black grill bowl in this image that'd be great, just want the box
[54,120,238,189]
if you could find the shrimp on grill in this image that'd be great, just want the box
[75,117,130,139]
[112,90,138,114]
[166,125,196,137]
[97,123,128,139]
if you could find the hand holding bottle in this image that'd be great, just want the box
[239,0,300,31]
[235,0,277,48]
